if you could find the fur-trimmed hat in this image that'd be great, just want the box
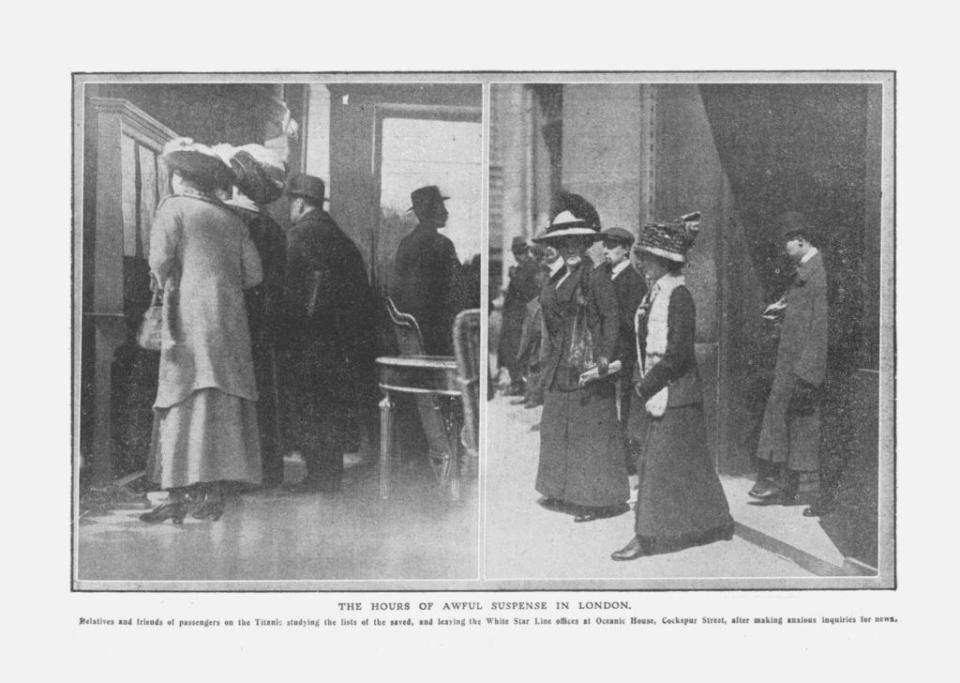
[161,137,234,189]
[635,212,701,263]
[532,191,603,244]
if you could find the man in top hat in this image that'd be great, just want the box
[279,173,376,493]
[749,211,828,509]
[601,227,647,474]
[498,236,542,396]
[390,185,463,355]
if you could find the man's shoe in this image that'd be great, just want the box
[748,491,799,506]
[574,504,630,523]
[611,536,647,561]
[803,500,837,517]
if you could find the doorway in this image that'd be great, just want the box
[372,106,482,295]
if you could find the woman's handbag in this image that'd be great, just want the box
[136,287,163,352]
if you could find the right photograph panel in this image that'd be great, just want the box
[485,77,892,588]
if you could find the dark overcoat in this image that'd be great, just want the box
[629,281,732,541]
[227,202,286,483]
[498,257,541,377]
[390,225,462,355]
[536,260,629,508]
[279,208,376,454]
[609,263,646,374]
[756,251,828,471]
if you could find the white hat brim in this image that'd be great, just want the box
[532,227,603,243]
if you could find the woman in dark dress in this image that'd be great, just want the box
[216,144,288,488]
[534,193,630,523]
[612,213,733,560]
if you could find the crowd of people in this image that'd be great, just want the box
[140,137,467,524]
[495,192,828,561]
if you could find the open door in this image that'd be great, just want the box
[371,105,482,296]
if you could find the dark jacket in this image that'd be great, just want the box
[499,257,541,373]
[634,283,703,409]
[228,204,286,349]
[283,209,376,382]
[389,224,462,355]
[539,259,619,392]
[608,263,646,370]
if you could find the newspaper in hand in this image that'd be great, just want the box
[578,359,623,387]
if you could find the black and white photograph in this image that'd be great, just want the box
[485,76,893,587]
[73,76,483,588]
[15,0,960,673]
[71,72,894,592]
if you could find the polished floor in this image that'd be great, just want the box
[77,455,478,588]
[484,394,849,587]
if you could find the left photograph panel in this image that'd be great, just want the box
[73,76,483,589]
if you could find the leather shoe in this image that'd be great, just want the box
[537,497,569,513]
[748,491,799,506]
[611,536,648,561]
[748,479,778,499]
[803,500,837,517]
[139,502,186,525]
[574,504,630,523]
[191,496,225,521]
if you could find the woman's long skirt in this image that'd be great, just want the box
[149,388,262,489]
[536,380,629,508]
[629,404,731,541]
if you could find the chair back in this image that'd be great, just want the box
[385,296,425,356]
[453,308,481,457]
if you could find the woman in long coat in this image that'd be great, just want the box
[141,138,263,524]
[534,194,630,523]
[216,144,288,488]
[612,214,733,560]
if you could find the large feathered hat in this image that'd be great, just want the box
[213,143,287,205]
[532,191,602,244]
[635,211,702,263]
[161,137,234,189]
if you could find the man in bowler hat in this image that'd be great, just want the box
[279,174,376,493]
